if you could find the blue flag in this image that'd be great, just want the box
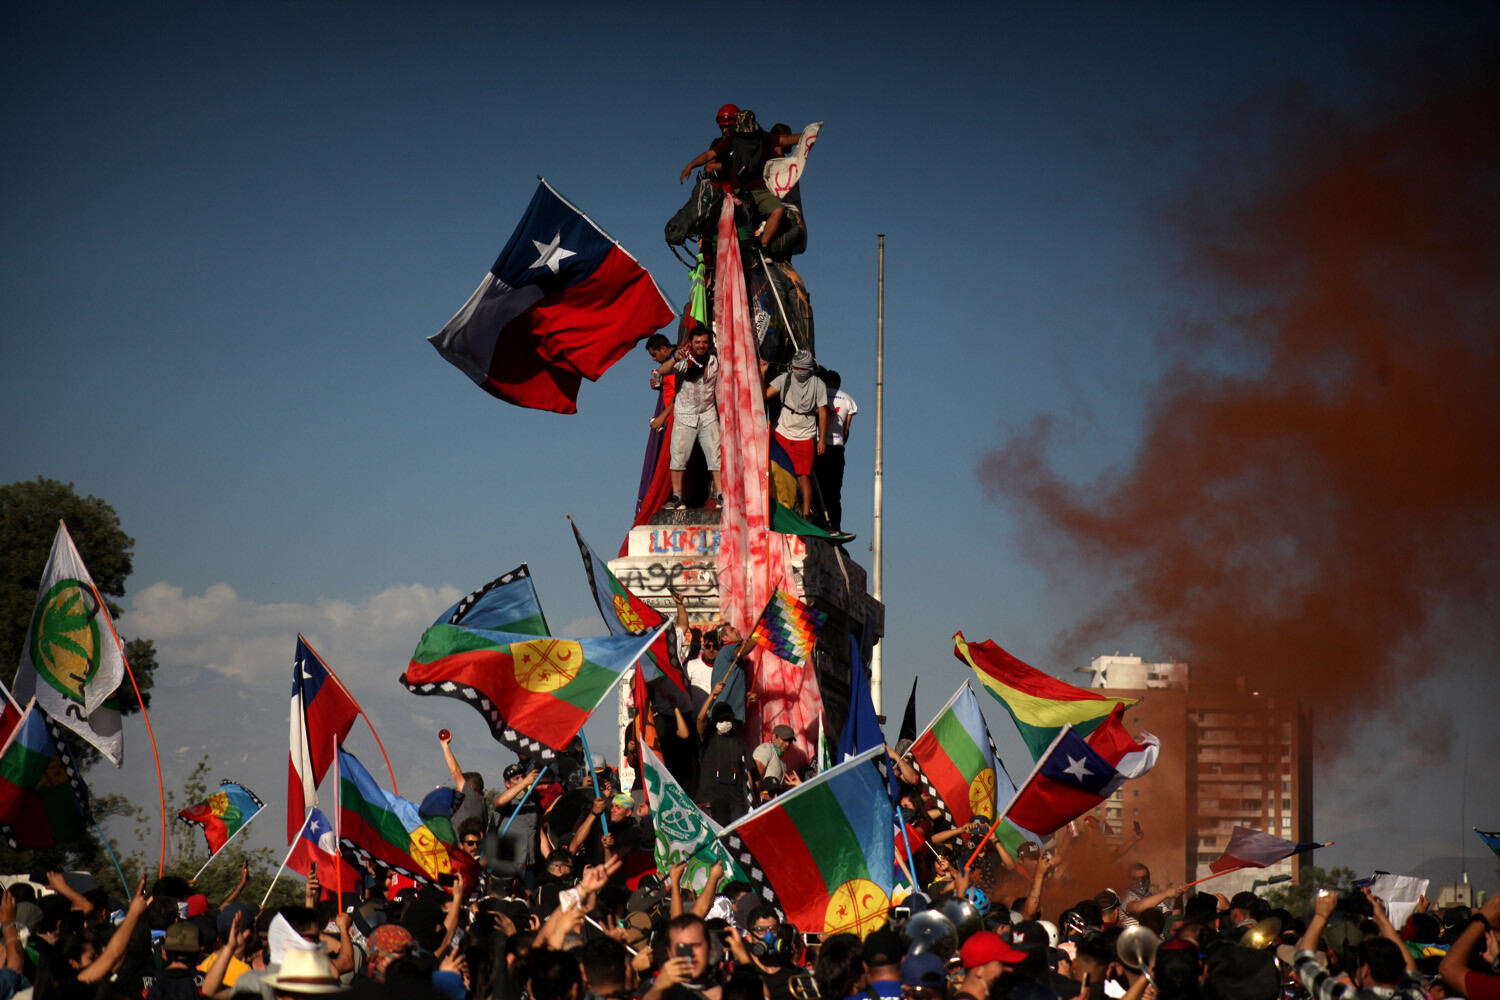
[436,565,549,635]
[837,636,883,762]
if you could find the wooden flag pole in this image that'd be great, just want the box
[964,727,1072,873]
[301,635,397,795]
[1181,842,1334,891]
[88,579,166,878]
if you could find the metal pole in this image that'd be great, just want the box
[871,235,885,715]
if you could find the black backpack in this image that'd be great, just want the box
[727,129,769,187]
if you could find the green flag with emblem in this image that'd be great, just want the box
[640,744,747,892]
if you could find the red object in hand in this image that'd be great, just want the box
[439,729,451,741]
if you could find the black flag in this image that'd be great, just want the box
[898,676,918,744]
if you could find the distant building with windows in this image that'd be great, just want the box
[1078,656,1314,896]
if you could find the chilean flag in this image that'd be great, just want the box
[288,807,360,896]
[1005,718,1159,836]
[287,636,359,843]
[429,180,676,414]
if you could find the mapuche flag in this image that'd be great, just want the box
[954,631,1136,761]
[720,746,895,939]
[0,700,91,849]
[436,564,549,636]
[907,683,1026,855]
[12,522,125,766]
[401,622,665,760]
[428,180,676,414]
[569,520,687,695]
[337,749,479,889]
[178,780,264,856]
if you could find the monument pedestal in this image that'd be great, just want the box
[608,508,884,737]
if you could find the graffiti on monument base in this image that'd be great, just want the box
[616,561,720,597]
[646,527,721,556]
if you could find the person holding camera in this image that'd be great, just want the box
[1293,887,1424,1000]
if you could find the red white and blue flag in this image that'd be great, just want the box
[287,807,360,891]
[1004,719,1159,836]
[1210,827,1324,873]
[287,636,359,843]
[429,180,676,414]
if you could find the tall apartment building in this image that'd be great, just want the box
[1079,655,1314,896]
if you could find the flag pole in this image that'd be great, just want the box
[333,735,342,904]
[1182,842,1334,891]
[870,234,884,715]
[578,730,609,836]
[302,636,398,794]
[499,765,549,838]
[964,726,1072,873]
[87,578,166,878]
[189,808,263,882]
[262,811,313,908]
[90,816,131,896]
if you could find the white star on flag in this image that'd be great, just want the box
[1062,755,1091,781]
[529,231,576,274]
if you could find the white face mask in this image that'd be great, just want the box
[716,721,734,735]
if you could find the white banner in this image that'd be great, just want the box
[764,122,823,200]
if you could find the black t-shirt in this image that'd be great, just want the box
[696,732,750,802]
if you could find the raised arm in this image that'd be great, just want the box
[1125,880,1186,916]
[46,871,94,916]
[0,891,23,974]
[494,769,541,808]
[1363,888,1417,974]
[78,877,150,984]
[1441,894,1500,998]
[439,732,466,788]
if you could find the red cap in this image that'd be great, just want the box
[960,930,1028,968]
[717,103,740,125]
[185,893,209,918]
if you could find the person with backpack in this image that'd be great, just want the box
[678,104,802,248]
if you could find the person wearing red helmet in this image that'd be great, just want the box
[678,105,802,247]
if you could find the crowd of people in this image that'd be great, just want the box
[5,727,1497,1000]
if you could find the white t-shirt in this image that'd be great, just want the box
[686,656,714,715]
[752,742,787,783]
[828,389,857,447]
[770,372,827,441]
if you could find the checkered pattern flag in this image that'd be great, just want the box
[904,754,955,827]
[721,831,785,922]
[447,564,533,625]
[398,674,556,763]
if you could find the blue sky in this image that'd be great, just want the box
[3,2,1496,890]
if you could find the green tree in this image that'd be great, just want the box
[1263,864,1359,915]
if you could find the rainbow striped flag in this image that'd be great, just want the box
[750,590,827,668]
[954,631,1137,761]
[0,700,90,849]
[178,781,264,856]
[720,745,894,938]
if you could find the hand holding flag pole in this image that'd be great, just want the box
[499,766,549,838]
[578,730,609,836]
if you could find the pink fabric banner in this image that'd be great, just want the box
[710,199,822,747]
[713,195,776,635]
